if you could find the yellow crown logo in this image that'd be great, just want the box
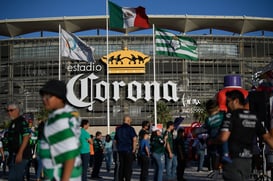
[101,48,151,74]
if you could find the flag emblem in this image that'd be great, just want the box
[155,28,198,61]
[170,36,182,51]
[61,29,94,62]
[65,38,77,51]
[109,1,150,29]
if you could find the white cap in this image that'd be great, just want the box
[152,126,162,132]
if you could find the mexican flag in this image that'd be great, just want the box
[109,1,150,29]
[155,28,198,61]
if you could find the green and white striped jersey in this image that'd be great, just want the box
[39,105,82,181]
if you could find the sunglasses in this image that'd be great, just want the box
[6,109,15,112]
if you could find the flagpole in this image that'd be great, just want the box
[153,24,157,127]
[106,0,110,134]
[58,24,61,80]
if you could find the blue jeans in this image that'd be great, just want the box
[35,156,43,180]
[81,153,90,181]
[104,150,113,171]
[152,152,164,181]
[2,151,9,175]
[197,150,205,171]
[222,141,229,155]
[166,153,177,179]
[8,155,28,181]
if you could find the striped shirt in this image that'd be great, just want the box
[39,105,82,181]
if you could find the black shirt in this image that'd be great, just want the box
[221,109,266,158]
[138,129,149,142]
[7,115,31,159]
[93,138,104,154]
[115,123,137,152]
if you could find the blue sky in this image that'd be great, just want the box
[1,0,273,37]
[1,0,273,19]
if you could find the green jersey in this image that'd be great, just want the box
[205,111,224,138]
[150,135,165,154]
[164,131,174,153]
[39,105,82,181]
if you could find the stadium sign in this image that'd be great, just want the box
[67,73,179,111]
[66,48,200,111]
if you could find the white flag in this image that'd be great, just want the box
[61,29,94,62]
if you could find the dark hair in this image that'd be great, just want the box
[96,131,102,137]
[167,121,174,128]
[150,130,157,142]
[80,119,89,127]
[177,128,185,137]
[105,134,112,142]
[141,120,150,128]
[205,99,218,113]
[142,130,149,135]
[226,90,246,105]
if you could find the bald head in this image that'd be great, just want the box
[123,115,132,125]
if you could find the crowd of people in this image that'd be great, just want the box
[2,79,273,181]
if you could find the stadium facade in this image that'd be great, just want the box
[0,15,273,126]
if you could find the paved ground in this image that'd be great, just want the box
[88,161,224,181]
[0,160,270,180]
[0,160,220,181]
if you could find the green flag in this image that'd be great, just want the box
[155,28,198,60]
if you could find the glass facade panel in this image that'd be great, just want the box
[0,35,273,125]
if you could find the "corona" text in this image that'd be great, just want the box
[67,73,179,111]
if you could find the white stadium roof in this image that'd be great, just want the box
[0,15,273,37]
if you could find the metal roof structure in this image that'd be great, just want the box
[0,15,273,37]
